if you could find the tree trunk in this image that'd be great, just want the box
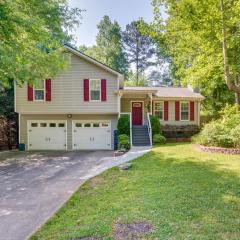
[136,36,139,85]
[220,0,240,96]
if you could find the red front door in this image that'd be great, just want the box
[132,102,143,125]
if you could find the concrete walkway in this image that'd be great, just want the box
[0,146,150,240]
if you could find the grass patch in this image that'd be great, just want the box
[31,143,240,240]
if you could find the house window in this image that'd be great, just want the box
[34,80,45,101]
[90,79,101,101]
[154,101,164,120]
[181,102,189,121]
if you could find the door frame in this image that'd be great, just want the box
[27,120,67,151]
[131,101,144,126]
[72,120,112,150]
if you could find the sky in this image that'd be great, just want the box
[68,0,154,47]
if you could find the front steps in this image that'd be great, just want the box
[132,125,151,146]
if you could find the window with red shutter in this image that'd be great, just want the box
[175,101,180,121]
[27,84,33,101]
[101,79,107,101]
[45,79,51,101]
[84,79,89,101]
[190,101,195,121]
[164,101,169,121]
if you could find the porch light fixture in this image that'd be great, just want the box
[67,114,72,118]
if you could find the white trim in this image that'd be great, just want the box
[180,101,190,121]
[14,81,17,112]
[72,120,112,150]
[33,80,46,102]
[197,101,200,126]
[131,101,144,126]
[153,101,164,121]
[89,79,101,102]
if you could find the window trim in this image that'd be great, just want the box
[33,80,45,102]
[89,79,101,102]
[180,101,190,121]
[153,101,164,121]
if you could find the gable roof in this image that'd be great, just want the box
[64,44,123,77]
[123,86,205,100]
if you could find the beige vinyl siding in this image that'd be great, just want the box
[121,98,148,113]
[20,114,118,150]
[16,54,119,114]
[153,100,199,125]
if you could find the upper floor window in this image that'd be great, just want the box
[90,79,101,101]
[154,101,163,120]
[181,102,189,121]
[34,80,45,101]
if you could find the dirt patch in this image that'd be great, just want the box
[113,222,154,240]
[70,237,102,240]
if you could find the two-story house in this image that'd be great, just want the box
[15,45,204,151]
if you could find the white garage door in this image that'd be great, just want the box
[28,121,67,150]
[73,121,111,150]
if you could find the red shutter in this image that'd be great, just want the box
[101,79,107,101]
[190,101,195,121]
[84,79,89,101]
[45,79,51,101]
[175,101,180,121]
[164,101,169,121]
[27,84,33,101]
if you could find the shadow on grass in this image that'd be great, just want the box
[31,147,240,240]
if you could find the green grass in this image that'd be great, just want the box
[31,143,240,240]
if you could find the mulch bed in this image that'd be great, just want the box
[199,145,240,155]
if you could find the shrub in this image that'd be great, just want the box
[118,134,130,150]
[117,115,130,136]
[153,134,166,145]
[196,105,240,148]
[230,125,240,148]
[150,115,161,136]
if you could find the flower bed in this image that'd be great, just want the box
[200,145,240,155]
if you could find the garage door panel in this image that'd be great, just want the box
[73,121,111,150]
[28,121,66,150]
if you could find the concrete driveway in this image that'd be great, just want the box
[0,150,115,240]
[0,147,150,240]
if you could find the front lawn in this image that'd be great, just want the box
[31,143,240,240]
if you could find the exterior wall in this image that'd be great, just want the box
[20,114,118,150]
[16,54,119,114]
[121,97,200,126]
[152,99,199,126]
[121,98,149,113]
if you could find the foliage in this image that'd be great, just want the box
[124,71,148,86]
[31,143,240,240]
[118,134,130,150]
[0,81,18,149]
[79,16,128,76]
[122,20,156,84]
[153,134,166,144]
[0,0,82,86]
[148,69,172,86]
[195,105,240,148]
[117,114,130,136]
[149,0,238,112]
[150,115,162,136]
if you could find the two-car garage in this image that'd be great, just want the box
[27,120,112,150]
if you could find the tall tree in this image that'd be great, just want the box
[0,0,82,86]
[123,20,156,84]
[0,81,17,149]
[150,0,238,112]
[79,16,128,76]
